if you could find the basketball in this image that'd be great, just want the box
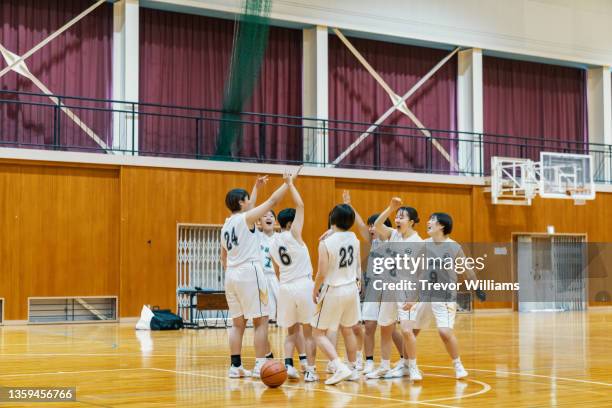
[260,360,287,388]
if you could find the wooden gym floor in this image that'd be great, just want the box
[0,310,611,407]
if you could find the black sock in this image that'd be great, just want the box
[265,352,274,359]
[298,354,307,361]
[366,356,374,361]
[231,355,242,368]
[285,357,294,367]
[400,355,404,359]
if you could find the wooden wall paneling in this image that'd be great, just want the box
[0,164,20,320]
[0,163,120,320]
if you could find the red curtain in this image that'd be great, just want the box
[139,9,302,162]
[328,35,457,172]
[0,0,113,151]
[483,56,587,172]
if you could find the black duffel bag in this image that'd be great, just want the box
[150,307,184,330]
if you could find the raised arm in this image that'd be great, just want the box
[288,182,305,243]
[244,170,293,227]
[246,175,269,210]
[375,197,401,241]
[343,190,370,242]
[312,241,329,304]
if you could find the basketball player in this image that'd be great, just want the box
[341,190,404,374]
[361,213,405,374]
[221,170,296,378]
[269,176,318,382]
[367,197,423,380]
[260,207,307,366]
[311,204,362,385]
[257,210,279,323]
[401,212,469,379]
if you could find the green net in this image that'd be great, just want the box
[215,0,272,158]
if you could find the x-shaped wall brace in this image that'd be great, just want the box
[331,28,459,170]
[0,0,112,152]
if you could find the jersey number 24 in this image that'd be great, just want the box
[224,228,239,250]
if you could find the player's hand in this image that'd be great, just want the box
[343,190,351,206]
[390,197,402,211]
[312,288,319,304]
[475,289,487,302]
[254,175,269,189]
[282,169,292,185]
[292,165,303,182]
[356,278,361,291]
[318,228,333,241]
[402,302,415,311]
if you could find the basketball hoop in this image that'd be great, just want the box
[491,152,595,206]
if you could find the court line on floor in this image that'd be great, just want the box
[0,368,146,378]
[149,367,489,408]
[421,365,612,387]
[0,340,101,347]
[5,351,607,388]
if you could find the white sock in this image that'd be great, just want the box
[332,357,343,367]
[380,359,390,368]
[397,358,405,366]
[408,359,417,368]
[256,358,266,365]
[452,357,462,366]
[307,365,316,372]
[349,361,357,369]
[356,351,363,360]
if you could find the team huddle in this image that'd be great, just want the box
[220,169,476,385]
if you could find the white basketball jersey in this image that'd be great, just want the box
[258,230,275,274]
[269,231,313,284]
[221,213,260,268]
[323,231,360,287]
[390,229,422,242]
[423,237,462,258]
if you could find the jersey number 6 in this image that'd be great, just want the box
[278,246,292,266]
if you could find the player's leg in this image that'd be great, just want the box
[338,286,361,381]
[228,315,251,378]
[295,325,308,372]
[437,327,467,378]
[284,323,300,379]
[251,315,270,377]
[278,280,298,379]
[249,264,272,377]
[432,302,467,379]
[301,323,318,381]
[361,300,380,373]
[391,325,404,365]
[365,323,394,378]
[325,329,339,373]
[351,323,364,370]
[293,278,318,381]
[312,286,358,385]
[339,325,358,368]
[366,301,396,378]
[225,271,251,378]
[265,272,279,323]
[313,325,354,385]
[363,320,377,373]
[398,318,421,380]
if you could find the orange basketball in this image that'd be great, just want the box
[260,360,287,388]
